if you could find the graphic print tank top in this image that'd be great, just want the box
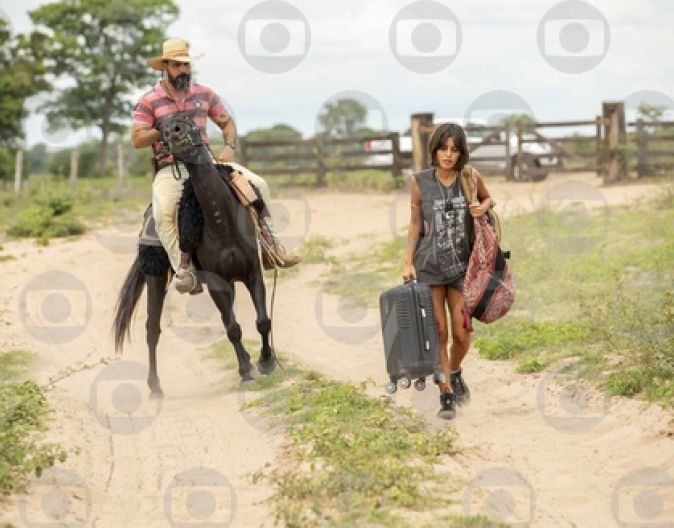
[413,168,474,285]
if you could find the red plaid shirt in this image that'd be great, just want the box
[132,80,225,170]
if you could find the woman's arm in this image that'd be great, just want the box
[403,177,422,279]
[469,169,496,217]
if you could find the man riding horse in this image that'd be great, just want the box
[131,38,300,294]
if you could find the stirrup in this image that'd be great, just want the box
[175,268,200,294]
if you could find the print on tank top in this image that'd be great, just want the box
[433,181,468,280]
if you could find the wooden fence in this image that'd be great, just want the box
[11,101,673,191]
[238,132,409,185]
[411,101,674,182]
[632,119,674,177]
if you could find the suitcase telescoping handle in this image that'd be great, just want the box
[403,278,432,355]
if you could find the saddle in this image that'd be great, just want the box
[138,205,163,247]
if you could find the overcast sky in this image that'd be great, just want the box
[3,0,674,148]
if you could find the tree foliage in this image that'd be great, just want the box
[637,103,665,123]
[499,113,536,127]
[29,0,179,173]
[245,123,302,142]
[0,18,50,148]
[317,98,370,138]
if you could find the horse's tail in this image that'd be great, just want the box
[113,254,145,352]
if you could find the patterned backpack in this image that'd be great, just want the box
[459,165,515,331]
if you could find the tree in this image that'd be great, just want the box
[30,0,179,174]
[637,103,665,123]
[499,113,535,128]
[0,19,50,148]
[317,98,370,138]
[245,123,302,142]
[26,143,49,174]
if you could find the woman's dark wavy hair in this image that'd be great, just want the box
[428,123,469,172]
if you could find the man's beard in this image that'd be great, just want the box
[168,71,191,91]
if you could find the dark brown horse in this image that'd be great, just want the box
[113,113,275,395]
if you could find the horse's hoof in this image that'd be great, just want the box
[241,372,256,383]
[257,357,276,376]
[149,389,164,400]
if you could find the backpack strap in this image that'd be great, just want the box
[461,164,503,244]
[460,164,477,205]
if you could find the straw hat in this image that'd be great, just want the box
[147,38,204,71]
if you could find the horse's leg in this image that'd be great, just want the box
[243,269,274,375]
[206,275,254,382]
[146,274,167,397]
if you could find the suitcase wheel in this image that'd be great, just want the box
[398,376,411,390]
[385,382,397,394]
[433,371,447,385]
[414,378,426,391]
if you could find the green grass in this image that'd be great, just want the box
[250,372,458,527]
[1,174,151,244]
[0,350,67,496]
[318,181,674,408]
[297,234,339,265]
[265,169,404,193]
[207,340,505,527]
[7,192,85,245]
[0,350,34,379]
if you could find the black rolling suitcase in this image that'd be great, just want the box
[379,280,445,393]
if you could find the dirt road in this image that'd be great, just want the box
[1,172,672,527]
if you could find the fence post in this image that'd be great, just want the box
[602,101,626,182]
[117,141,125,182]
[238,138,248,166]
[391,132,402,178]
[504,124,512,180]
[315,136,326,186]
[635,118,648,178]
[595,115,602,177]
[410,112,433,172]
[516,120,524,179]
[14,149,23,194]
[69,147,79,193]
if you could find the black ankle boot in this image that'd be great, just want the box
[450,369,470,406]
[437,392,456,420]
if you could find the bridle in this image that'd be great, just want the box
[159,112,214,179]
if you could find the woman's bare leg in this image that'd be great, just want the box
[431,285,451,393]
[446,286,470,370]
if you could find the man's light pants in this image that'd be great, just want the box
[151,162,270,273]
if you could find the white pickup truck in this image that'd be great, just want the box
[364,119,561,181]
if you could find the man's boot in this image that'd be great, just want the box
[175,251,203,294]
[258,220,301,270]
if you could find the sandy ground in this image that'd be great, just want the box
[0,172,672,527]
